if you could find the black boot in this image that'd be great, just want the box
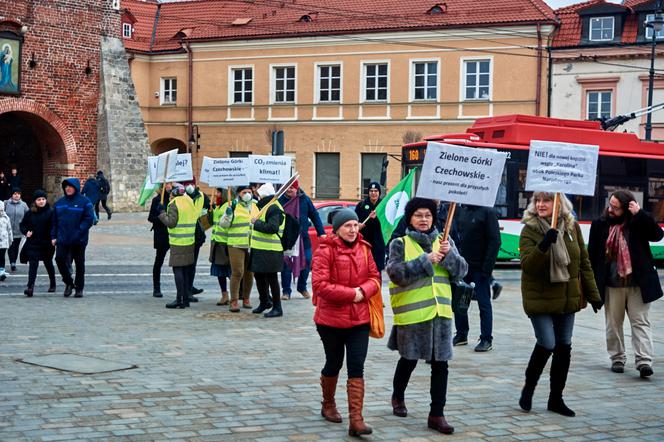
[166,291,185,309]
[63,284,74,297]
[252,290,271,314]
[153,289,163,298]
[48,282,56,293]
[24,286,34,297]
[547,343,575,417]
[264,292,283,318]
[520,344,552,412]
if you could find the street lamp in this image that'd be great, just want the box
[189,125,200,152]
[645,0,664,141]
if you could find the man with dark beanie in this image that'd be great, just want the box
[355,181,386,271]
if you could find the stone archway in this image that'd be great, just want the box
[150,137,187,155]
[0,98,76,200]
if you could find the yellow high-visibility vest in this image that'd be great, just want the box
[251,201,285,252]
[226,200,258,248]
[211,203,228,244]
[388,235,453,325]
[167,195,197,247]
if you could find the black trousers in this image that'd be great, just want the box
[254,272,279,306]
[189,245,201,290]
[392,357,449,417]
[95,199,111,218]
[0,248,6,268]
[153,248,168,291]
[28,256,56,288]
[8,237,21,264]
[55,244,86,290]
[317,323,370,379]
[173,265,191,305]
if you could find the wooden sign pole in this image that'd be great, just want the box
[551,192,561,230]
[441,202,457,242]
[159,153,171,205]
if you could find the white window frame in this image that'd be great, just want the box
[589,16,615,41]
[361,61,390,103]
[586,90,612,120]
[160,77,177,105]
[270,64,297,104]
[228,65,254,105]
[461,58,492,101]
[122,23,132,39]
[409,58,440,102]
[315,63,343,104]
[645,14,664,40]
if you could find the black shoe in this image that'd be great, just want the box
[474,339,493,352]
[638,364,654,378]
[0,274,6,282]
[63,284,74,297]
[10,264,16,272]
[264,308,283,318]
[24,287,33,297]
[611,361,625,373]
[74,289,83,298]
[547,397,575,417]
[153,290,164,298]
[192,287,204,295]
[252,303,270,314]
[107,212,112,220]
[48,284,56,293]
[188,295,199,303]
[166,300,185,309]
[492,282,503,300]
[452,335,468,346]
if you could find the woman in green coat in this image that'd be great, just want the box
[518,192,602,417]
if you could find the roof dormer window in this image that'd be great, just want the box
[298,13,317,23]
[427,3,447,15]
[122,22,132,39]
[589,16,614,41]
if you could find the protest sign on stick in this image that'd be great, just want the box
[149,148,179,185]
[200,157,249,187]
[248,155,292,184]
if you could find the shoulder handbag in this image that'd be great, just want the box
[362,246,385,339]
[451,280,474,313]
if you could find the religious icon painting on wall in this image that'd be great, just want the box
[0,32,21,95]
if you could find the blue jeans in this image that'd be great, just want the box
[281,247,312,295]
[454,268,492,342]
[529,313,575,351]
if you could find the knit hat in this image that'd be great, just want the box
[236,184,251,194]
[171,183,186,197]
[332,208,359,233]
[32,189,47,200]
[368,181,381,194]
[292,179,299,190]
[183,177,196,187]
[404,197,437,227]
[257,183,275,199]
[11,187,21,195]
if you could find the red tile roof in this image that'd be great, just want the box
[123,0,557,54]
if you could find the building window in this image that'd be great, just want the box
[364,63,388,102]
[412,61,438,101]
[361,153,386,198]
[315,153,340,198]
[122,23,132,39]
[587,90,612,120]
[229,151,251,158]
[231,68,252,104]
[464,60,491,100]
[589,17,615,41]
[273,66,295,103]
[318,65,341,103]
[645,14,664,39]
[161,78,177,105]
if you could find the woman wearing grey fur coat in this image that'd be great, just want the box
[386,198,467,435]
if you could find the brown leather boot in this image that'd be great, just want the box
[320,375,342,423]
[427,415,454,434]
[347,378,372,437]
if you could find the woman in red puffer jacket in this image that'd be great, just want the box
[312,208,380,437]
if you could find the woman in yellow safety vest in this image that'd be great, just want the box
[385,198,467,435]
[209,188,232,306]
[220,184,258,312]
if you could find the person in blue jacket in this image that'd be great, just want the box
[81,175,101,211]
[278,180,325,300]
[51,178,95,298]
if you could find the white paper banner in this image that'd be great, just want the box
[200,157,249,187]
[416,142,508,207]
[149,153,193,183]
[525,140,599,196]
[148,148,179,184]
[248,155,292,184]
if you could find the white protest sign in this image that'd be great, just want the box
[200,157,249,187]
[417,142,508,207]
[525,140,599,196]
[148,148,179,184]
[248,155,292,184]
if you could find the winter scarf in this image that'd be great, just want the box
[606,223,632,279]
[534,216,570,283]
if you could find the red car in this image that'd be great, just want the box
[309,201,357,251]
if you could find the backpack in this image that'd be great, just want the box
[279,212,301,250]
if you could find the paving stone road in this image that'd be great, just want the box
[0,213,663,441]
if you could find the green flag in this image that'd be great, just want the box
[138,174,158,207]
[375,168,417,244]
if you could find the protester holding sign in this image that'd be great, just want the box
[588,190,663,379]
[183,178,209,301]
[250,183,286,318]
[385,198,467,435]
[209,188,232,307]
[355,182,386,271]
[518,192,601,417]
[148,182,171,298]
[220,185,257,312]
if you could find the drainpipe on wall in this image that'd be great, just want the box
[182,42,193,151]
[547,47,553,117]
[535,23,543,116]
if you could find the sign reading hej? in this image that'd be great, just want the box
[248,155,292,184]
[148,151,193,183]
[200,157,249,187]
[525,140,599,196]
[417,142,508,207]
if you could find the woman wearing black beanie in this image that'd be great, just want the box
[19,189,56,296]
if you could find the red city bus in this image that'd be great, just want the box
[401,114,664,260]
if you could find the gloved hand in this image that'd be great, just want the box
[225,206,233,216]
[156,204,166,213]
[590,299,603,313]
[538,228,558,252]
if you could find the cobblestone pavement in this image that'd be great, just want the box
[0,213,663,441]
